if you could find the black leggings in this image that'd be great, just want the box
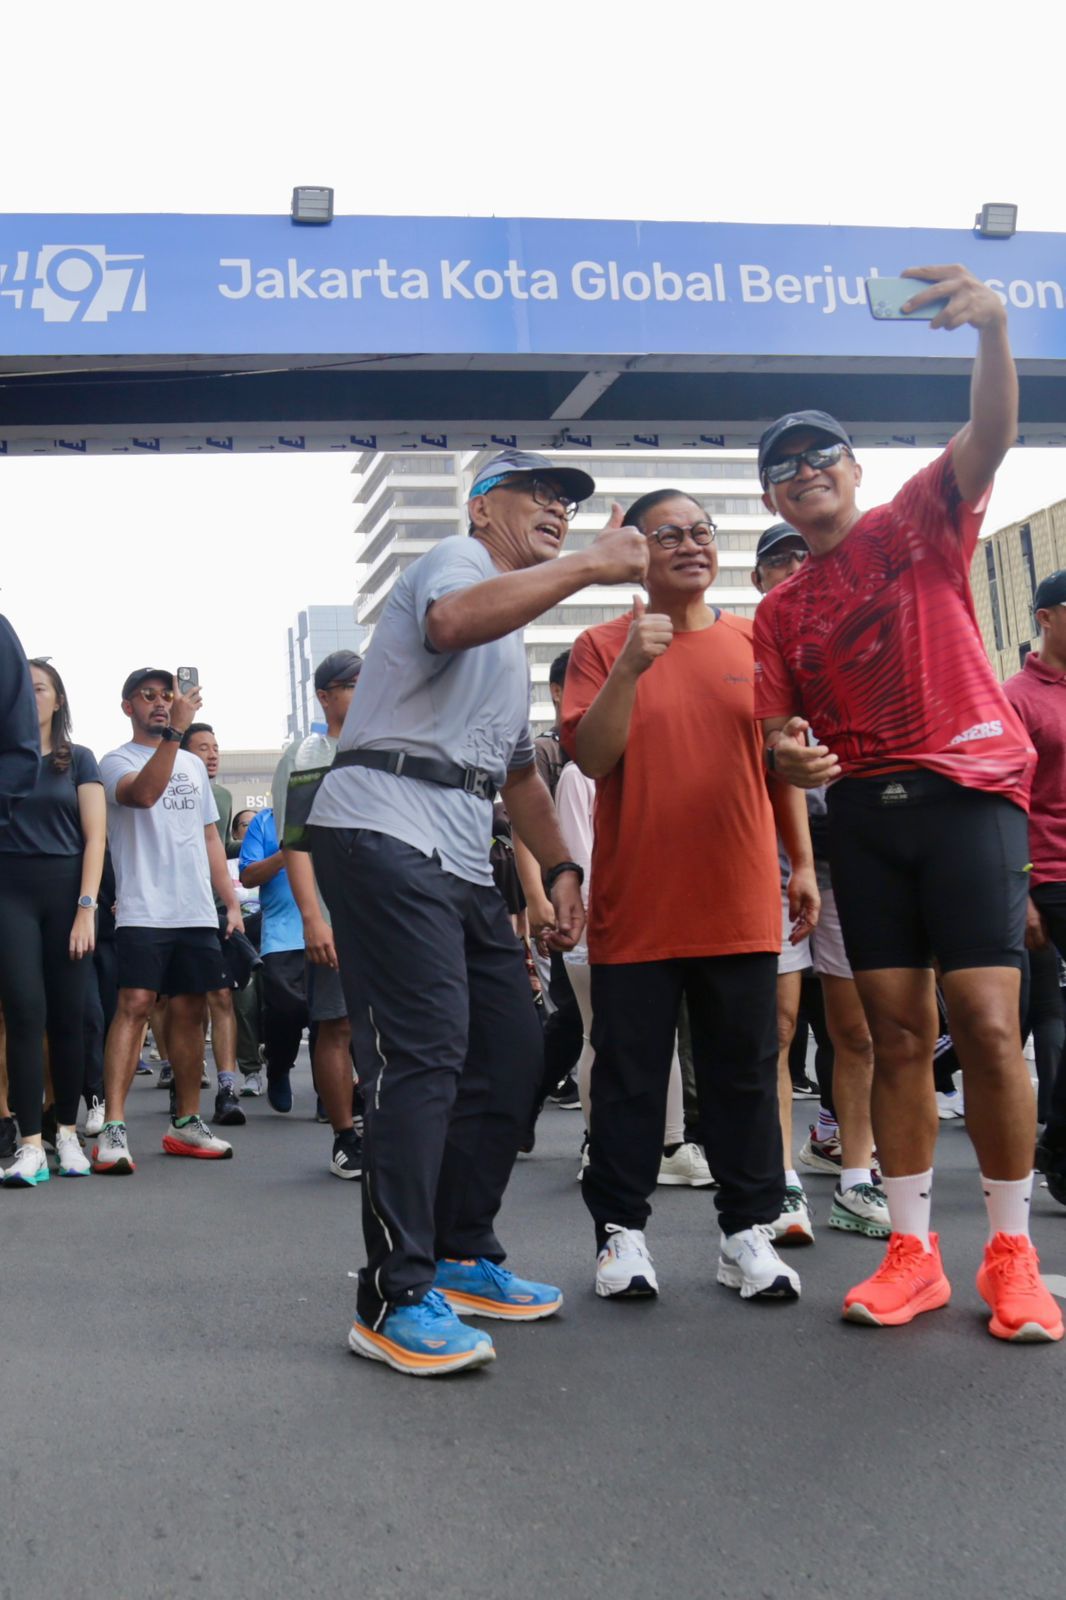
[0,853,91,1134]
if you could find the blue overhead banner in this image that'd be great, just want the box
[1,213,1065,359]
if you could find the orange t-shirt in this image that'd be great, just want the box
[561,608,781,965]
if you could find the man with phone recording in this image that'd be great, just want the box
[94,668,244,1173]
[753,263,1061,1343]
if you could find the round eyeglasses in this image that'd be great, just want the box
[646,520,717,551]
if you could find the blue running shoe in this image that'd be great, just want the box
[435,1257,563,1320]
[266,1073,292,1114]
[348,1289,495,1377]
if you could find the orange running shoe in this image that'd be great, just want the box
[842,1232,951,1326]
[976,1233,1064,1343]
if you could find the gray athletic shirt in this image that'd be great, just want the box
[310,536,534,885]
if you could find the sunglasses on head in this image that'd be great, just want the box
[763,442,850,486]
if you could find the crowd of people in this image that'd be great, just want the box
[2,259,1066,1377]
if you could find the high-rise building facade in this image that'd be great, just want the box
[970,496,1066,680]
[351,448,765,730]
[285,604,369,742]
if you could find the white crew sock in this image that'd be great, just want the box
[881,1170,933,1251]
[784,1168,801,1190]
[981,1173,1033,1241]
[840,1167,872,1193]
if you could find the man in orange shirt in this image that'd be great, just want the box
[562,487,819,1302]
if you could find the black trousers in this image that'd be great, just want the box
[537,951,583,1101]
[583,953,783,1245]
[260,950,309,1077]
[310,827,544,1329]
[0,853,91,1133]
[1030,882,1066,1134]
[82,939,116,1105]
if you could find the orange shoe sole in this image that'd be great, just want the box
[843,1274,951,1326]
[161,1135,233,1159]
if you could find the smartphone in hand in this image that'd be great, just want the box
[866,276,949,321]
[176,666,199,693]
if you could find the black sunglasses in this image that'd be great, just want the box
[763,442,851,486]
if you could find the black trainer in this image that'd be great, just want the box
[213,1086,246,1127]
[547,1073,581,1110]
[330,1127,363,1180]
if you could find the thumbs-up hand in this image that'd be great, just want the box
[619,593,674,678]
[588,501,649,585]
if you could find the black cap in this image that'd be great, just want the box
[314,649,363,691]
[469,449,595,505]
[1033,570,1066,613]
[122,667,173,701]
[756,523,808,563]
[757,410,852,481]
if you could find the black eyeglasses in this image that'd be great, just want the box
[646,520,717,551]
[478,474,578,521]
[763,442,851,486]
[761,548,809,571]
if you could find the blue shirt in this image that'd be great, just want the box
[238,808,304,955]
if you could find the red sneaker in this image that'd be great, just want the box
[842,1232,951,1326]
[976,1233,1064,1343]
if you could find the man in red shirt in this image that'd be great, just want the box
[562,488,819,1304]
[753,263,1060,1343]
[1004,570,1066,1206]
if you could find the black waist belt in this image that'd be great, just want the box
[333,748,497,802]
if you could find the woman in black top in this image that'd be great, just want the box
[0,660,105,1184]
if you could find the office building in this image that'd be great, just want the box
[351,448,765,730]
[286,604,368,742]
[971,497,1066,679]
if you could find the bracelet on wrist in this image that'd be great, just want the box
[545,860,585,893]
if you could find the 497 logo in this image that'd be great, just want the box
[0,244,146,321]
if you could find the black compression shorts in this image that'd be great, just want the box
[826,771,1028,974]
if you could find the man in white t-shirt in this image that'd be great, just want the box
[93,668,244,1173]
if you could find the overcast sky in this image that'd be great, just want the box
[2,1,1063,758]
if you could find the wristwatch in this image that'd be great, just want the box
[77,895,98,910]
[161,726,183,744]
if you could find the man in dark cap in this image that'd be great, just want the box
[752,263,1061,1344]
[1005,571,1066,1206]
[272,649,363,1178]
[304,450,647,1376]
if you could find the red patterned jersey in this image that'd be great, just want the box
[753,447,1035,807]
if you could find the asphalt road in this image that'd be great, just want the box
[4,1057,1064,1600]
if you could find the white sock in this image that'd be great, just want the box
[881,1170,933,1251]
[840,1167,871,1193]
[981,1174,1033,1241]
[784,1168,801,1190]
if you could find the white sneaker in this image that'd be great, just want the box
[935,1090,964,1120]
[240,1072,264,1098]
[3,1143,51,1186]
[55,1128,92,1177]
[657,1142,716,1188]
[828,1181,891,1238]
[767,1186,815,1246]
[717,1225,801,1300]
[162,1115,233,1160]
[91,1122,136,1175]
[595,1225,659,1298]
[84,1097,105,1137]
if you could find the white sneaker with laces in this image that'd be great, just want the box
[162,1115,233,1160]
[767,1186,815,1246]
[91,1122,135,1175]
[717,1225,801,1300]
[4,1143,51,1186]
[595,1225,659,1298]
[240,1072,264,1098]
[828,1181,891,1238]
[84,1096,105,1137]
[657,1142,716,1187]
[56,1128,92,1177]
[935,1090,964,1121]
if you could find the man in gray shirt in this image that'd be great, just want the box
[306,448,648,1377]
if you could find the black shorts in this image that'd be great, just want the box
[305,957,347,1023]
[116,926,226,998]
[826,771,1028,974]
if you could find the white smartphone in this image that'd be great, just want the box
[865,276,949,321]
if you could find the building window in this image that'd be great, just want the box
[986,544,1004,650]
[1019,522,1037,632]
